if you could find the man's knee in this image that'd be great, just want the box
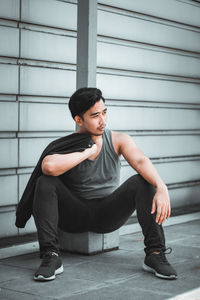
[128,174,156,195]
[35,174,57,192]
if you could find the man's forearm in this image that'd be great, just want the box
[42,146,96,176]
[135,157,167,191]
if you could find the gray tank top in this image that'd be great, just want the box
[63,129,121,199]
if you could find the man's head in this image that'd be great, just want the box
[69,87,107,135]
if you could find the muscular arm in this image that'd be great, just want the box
[42,144,97,176]
[118,132,171,225]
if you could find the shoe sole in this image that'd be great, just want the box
[34,264,64,281]
[143,263,177,280]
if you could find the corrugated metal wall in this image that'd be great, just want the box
[97,0,200,209]
[0,0,200,239]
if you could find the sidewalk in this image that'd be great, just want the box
[0,219,200,300]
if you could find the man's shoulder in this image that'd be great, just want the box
[111,131,131,155]
[111,130,129,141]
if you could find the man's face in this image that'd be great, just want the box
[75,99,107,135]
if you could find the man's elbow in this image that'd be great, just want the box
[136,156,150,170]
[41,158,56,176]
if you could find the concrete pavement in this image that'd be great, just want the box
[0,219,200,300]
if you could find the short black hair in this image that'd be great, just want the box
[68,87,105,119]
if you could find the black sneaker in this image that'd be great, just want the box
[34,252,64,281]
[143,248,177,280]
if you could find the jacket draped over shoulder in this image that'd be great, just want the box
[15,133,94,228]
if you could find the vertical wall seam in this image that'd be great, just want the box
[16,0,22,236]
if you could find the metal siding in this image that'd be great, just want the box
[0,0,199,239]
[97,2,200,212]
[132,135,200,158]
[20,102,74,132]
[0,139,18,168]
[0,26,19,57]
[98,10,200,52]
[120,160,200,185]
[21,29,76,63]
[97,74,200,103]
[0,176,18,206]
[0,0,77,238]
[19,137,55,167]
[0,211,18,238]
[0,0,20,20]
[0,102,18,131]
[106,105,200,130]
[98,0,200,27]
[20,66,76,96]
[0,64,18,94]
[21,0,77,30]
[97,42,200,78]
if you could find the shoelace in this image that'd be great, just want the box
[156,247,172,265]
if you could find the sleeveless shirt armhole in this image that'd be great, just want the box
[107,129,120,161]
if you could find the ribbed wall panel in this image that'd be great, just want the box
[0,0,199,238]
[98,10,200,52]
[97,0,200,218]
[97,41,200,77]
[0,26,19,57]
[21,29,76,63]
[97,73,200,104]
[106,105,200,130]
[121,160,200,185]
[0,0,77,236]
[21,0,76,30]
[0,0,20,20]
[98,0,200,27]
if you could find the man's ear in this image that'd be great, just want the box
[74,115,83,126]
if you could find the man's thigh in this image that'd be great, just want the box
[91,175,141,233]
[55,179,92,233]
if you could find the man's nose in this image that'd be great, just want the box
[100,114,106,123]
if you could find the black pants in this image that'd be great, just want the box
[33,174,166,257]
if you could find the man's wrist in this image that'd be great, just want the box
[156,183,168,192]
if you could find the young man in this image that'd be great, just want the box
[32,87,177,281]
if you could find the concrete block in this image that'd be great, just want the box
[58,229,119,255]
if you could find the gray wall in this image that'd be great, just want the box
[0,0,200,239]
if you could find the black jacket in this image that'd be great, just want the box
[15,132,94,228]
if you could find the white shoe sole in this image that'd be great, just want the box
[143,263,177,280]
[34,264,64,281]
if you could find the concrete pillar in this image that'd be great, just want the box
[76,0,97,89]
[58,0,119,255]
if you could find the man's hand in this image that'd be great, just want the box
[84,143,98,159]
[89,143,98,155]
[151,186,171,225]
